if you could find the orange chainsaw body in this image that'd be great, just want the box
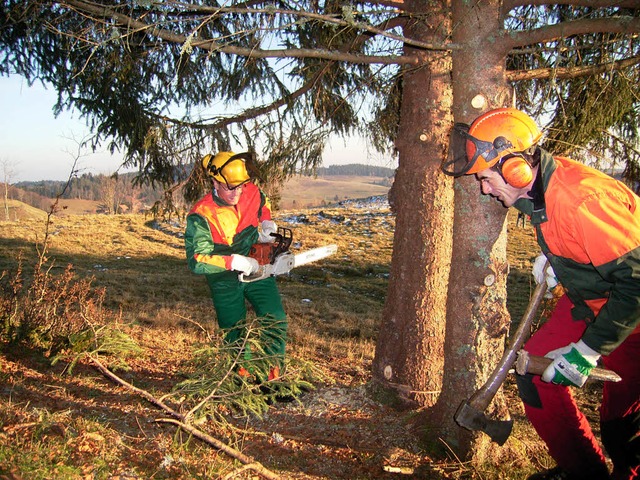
[249,243,276,266]
[248,227,293,266]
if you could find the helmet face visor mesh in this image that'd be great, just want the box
[442,123,515,177]
[442,123,496,177]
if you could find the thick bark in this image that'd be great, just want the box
[375,0,516,464]
[429,0,514,461]
[373,1,453,408]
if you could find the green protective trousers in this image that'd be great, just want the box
[205,272,287,363]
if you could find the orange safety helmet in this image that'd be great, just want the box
[465,108,543,188]
[202,151,251,189]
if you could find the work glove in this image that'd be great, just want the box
[541,339,601,387]
[532,254,558,296]
[230,254,260,276]
[258,220,278,243]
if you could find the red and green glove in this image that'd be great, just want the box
[541,339,600,387]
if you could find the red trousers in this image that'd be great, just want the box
[518,295,640,479]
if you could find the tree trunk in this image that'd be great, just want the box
[429,0,514,462]
[374,0,517,464]
[373,0,454,409]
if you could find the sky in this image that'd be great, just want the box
[0,75,397,183]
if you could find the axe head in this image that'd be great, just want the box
[454,401,513,446]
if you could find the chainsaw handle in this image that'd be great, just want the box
[238,265,271,283]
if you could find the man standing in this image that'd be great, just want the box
[185,151,287,381]
[446,108,640,479]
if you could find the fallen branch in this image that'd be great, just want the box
[90,356,182,419]
[157,418,280,480]
[89,355,280,480]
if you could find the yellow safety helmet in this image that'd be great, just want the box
[202,151,251,189]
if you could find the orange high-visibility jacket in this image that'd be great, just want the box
[514,149,640,354]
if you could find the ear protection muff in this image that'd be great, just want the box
[499,153,534,188]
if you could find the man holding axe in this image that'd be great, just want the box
[443,108,640,480]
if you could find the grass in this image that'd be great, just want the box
[0,198,603,479]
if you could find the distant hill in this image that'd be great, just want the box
[0,199,48,221]
[8,164,394,214]
[13,164,394,199]
[279,174,390,210]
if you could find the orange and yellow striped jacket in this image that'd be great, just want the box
[184,182,271,276]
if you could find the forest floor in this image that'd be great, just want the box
[0,198,604,479]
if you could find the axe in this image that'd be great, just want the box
[515,349,621,383]
[454,263,550,445]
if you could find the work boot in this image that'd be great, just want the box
[268,366,280,381]
[260,366,296,403]
[234,366,256,386]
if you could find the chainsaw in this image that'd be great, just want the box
[239,227,338,283]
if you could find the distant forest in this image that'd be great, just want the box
[14,164,395,201]
[13,173,161,203]
[316,164,395,177]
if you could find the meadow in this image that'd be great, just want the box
[0,182,604,479]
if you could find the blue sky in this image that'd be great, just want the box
[0,75,128,182]
[1,74,396,183]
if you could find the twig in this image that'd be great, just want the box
[156,418,280,480]
[172,313,213,342]
[89,355,280,479]
[2,422,38,433]
[135,416,148,438]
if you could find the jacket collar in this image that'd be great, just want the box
[513,148,557,225]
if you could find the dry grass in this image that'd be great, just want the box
[0,195,604,479]
[279,175,390,209]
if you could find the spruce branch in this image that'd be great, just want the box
[63,0,421,65]
[156,418,281,480]
[508,55,640,82]
[90,355,281,480]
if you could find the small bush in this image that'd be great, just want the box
[0,253,139,366]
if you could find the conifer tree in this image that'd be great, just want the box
[1,0,638,461]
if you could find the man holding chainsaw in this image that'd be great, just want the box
[445,108,640,480]
[184,151,287,382]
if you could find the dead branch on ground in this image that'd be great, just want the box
[89,356,280,480]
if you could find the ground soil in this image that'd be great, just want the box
[1,326,449,480]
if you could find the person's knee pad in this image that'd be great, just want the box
[516,373,542,408]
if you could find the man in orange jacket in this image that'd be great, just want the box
[445,108,640,480]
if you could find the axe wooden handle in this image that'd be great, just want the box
[515,349,622,383]
[455,269,550,445]
[466,266,550,410]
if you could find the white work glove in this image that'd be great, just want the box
[258,220,278,243]
[230,254,260,276]
[541,339,601,387]
[532,254,558,291]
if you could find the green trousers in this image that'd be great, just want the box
[206,273,287,362]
